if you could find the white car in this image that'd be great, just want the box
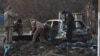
[45,19,92,42]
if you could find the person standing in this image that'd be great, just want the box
[4,6,18,43]
[13,18,23,36]
[62,11,75,42]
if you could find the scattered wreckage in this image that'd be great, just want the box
[1,42,97,56]
[3,19,96,56]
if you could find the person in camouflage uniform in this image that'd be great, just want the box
[4,6,18,43]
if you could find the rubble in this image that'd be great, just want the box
[0,41,97,56]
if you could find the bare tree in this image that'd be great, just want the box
[7,0,92,22]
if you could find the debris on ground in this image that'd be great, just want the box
[0,41,97,56]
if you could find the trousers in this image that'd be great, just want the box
[32,28,45,42]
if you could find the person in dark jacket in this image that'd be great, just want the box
[43,23,51,40]
[13,18,23,35]
[62,11,75,42]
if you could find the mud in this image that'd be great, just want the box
[0,34,97,56]
[0,41,97,56]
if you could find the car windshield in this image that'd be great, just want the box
[52,21,59,29]
[46,21,60,29]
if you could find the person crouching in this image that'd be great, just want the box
[30,19,46,43]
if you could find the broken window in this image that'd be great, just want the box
[52,21,60,30]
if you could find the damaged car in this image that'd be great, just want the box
[45,19,92,42]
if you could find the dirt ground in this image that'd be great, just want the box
[0,41,97,56]
[0,34,97,56]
